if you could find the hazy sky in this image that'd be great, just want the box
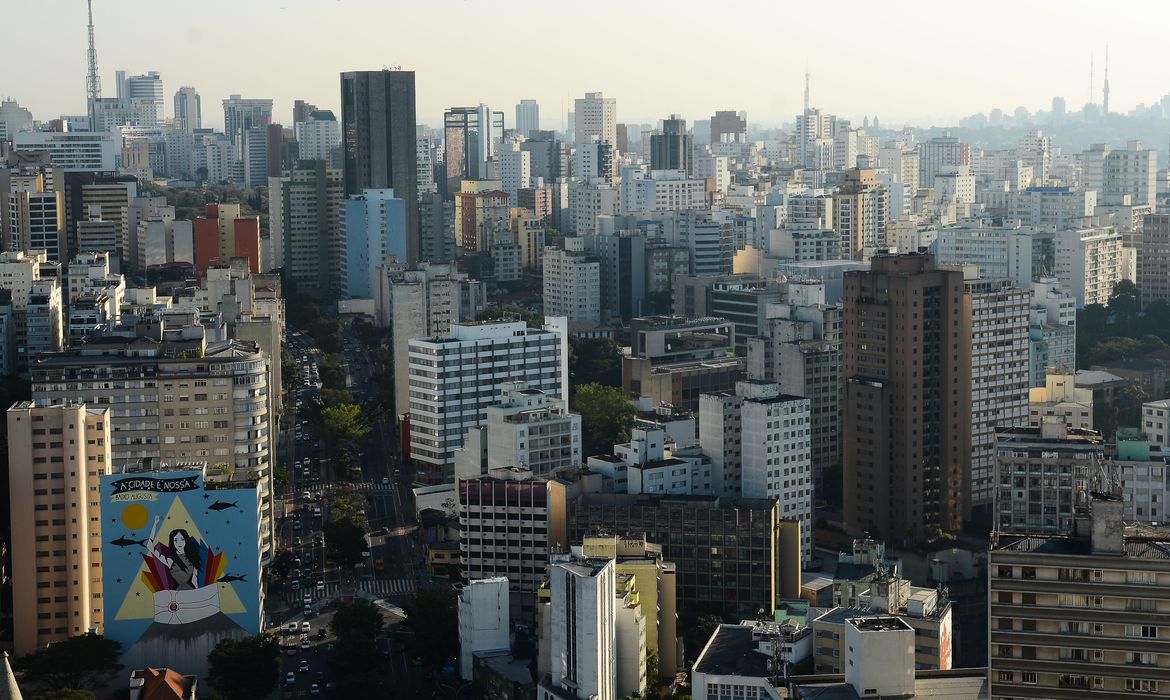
[6,0,1170,131]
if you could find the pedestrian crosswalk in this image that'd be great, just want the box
[318,578,415,598]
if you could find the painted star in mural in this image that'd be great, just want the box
[203,494,211,500]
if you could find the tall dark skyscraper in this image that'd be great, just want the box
[650,114,691,173]
[340,69,419,265]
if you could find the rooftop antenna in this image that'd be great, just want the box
[1088,52,1095,109]
[1103,42,1111,115]
[86,0,101,129]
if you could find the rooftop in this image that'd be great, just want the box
[694,625,772,678]
[792,670,989,700]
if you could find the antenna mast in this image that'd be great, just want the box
[86,0,101,129]
[803,65,810,113]
[1103,42,1111,115]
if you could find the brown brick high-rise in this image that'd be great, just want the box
[842,252,971,543]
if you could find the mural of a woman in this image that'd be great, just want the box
[147,516,202,590]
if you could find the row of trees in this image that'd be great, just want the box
[1077,280,1170,368]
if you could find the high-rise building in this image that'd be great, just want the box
[443,105,504,196]
[1081,140,1158,206]
[457,577,510,680]
[544,557,617,700]
[221,95,272,152]
[842,252,972,542]
[916,135,969,188]
[989,496,1170,699]
[966,278,1031,509]
[993,421,1104,533]
[123,72,164,125]
[7,401,111,655]
[833,168,888,261]
[543,239,601,322]
[745,280,841,492]
[0,97,34,140]
[241,125,269,188]
[1054,226,1122,307]
[340,70,418,263]
[515,99,539,138]
[452,180,509,254]
[408,320,566,476]
[932,218,1055,289]
[5,171,66,261]
[269,160,343,296]
[574,92,617,148]
[650,115,691,172]
[173,86,200,134]
[294,110,340,164]
[12,131,118,172]
[192,203,261,278]
[1140,213,1170,308]
[710,110,747,144]
[498,141,532,207]
[342,189,406,299]
[455,381,581,478]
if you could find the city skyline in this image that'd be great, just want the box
[6,0,1169,129]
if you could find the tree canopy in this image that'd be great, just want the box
[571,382,637,458]
[327,600,387,696]
[403,588,458,666]
[568,336,623,389]
[206,633,281,700]
[323,517,367,567]
[15,634,122,692]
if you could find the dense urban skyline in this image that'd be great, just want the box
[6,0,1170,128]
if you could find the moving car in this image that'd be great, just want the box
[285,673,295,685]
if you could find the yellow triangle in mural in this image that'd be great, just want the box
[114,494,245,619]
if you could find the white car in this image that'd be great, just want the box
[302,621,311,633]
[285,672,295,685]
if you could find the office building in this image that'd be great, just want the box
[340,70,418,263]
[455,382,581,479]
[833,168,888,261]
[650,115,691,172]
[79,177,138,265]
[192,203,260,278]
[444,105,504,195]
[932,218,1055,289]
[12,131,118,172]
[269,160,343,296]
[5,171,65,260]
[967,278,1031,508]
[221,95,272,149]
[173,86,200,134]
[542,558,616,700]
[1005,186,1097,231]
[452,180,508,254]
[516,99,539,138]
[989,496,1170,699]
[498,141,532,207]
[343,189,406,299]
[843,252,972,542]
[574,93,617,148]
[0,97,34,139]
[7,401,111,656]
[458,577,511,680]
[408,320,565,476]
[620,169,706,216]
[543,239,601,322]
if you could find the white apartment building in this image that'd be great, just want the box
[931,218,1050,289]
[934,165,975,205]
[967,278,1031,508]
[572,179,619,237]
[499,143,532,207]
[1054,226,1122,307]
[455,382,581,478]
[543,558,616,700]
[916,135,967,187]
[1142,400,1170,450]
[543,239,600,322]
[1028,277,1077,385]
[737,381,813,565]
[26,279,64,359]
[379,262,484,417]
[1006,186,1096,231]
[676,210,730,276]
[620,169,707,216]
[574,92,617,149]
[458,577,511,680]
[66,251,124,317]
[1081,140,1157,206]
[294,115,340,162]
[1112,434,1170,522]
[407,320,565,475]
[699,392,742,497]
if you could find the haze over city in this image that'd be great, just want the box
[5,0,1170,127]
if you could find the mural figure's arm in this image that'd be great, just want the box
[147,516,174,567]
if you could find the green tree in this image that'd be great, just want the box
[206,633,281,700]
[403,588,458,666]
[270,548,294,583]
[1110,279,1141,329]
[568,336,623,388]
[323,517,367,566]
[15,634,122,692]
[318,403,369,450]
[479,304,544,329]
[331,598,385,640]
[571,383,637,457]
